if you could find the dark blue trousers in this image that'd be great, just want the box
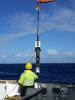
[19,85,34,97]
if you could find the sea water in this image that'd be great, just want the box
[0,63,75,83]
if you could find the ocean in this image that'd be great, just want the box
[0,63,75,84]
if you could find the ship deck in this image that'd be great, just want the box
[0,80,75,100]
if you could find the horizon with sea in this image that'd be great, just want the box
[0,63,75,84]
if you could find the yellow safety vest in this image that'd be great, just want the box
[18,70,38,86]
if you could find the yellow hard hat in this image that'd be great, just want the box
[25,63,32,69]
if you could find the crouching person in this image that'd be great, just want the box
[18,63,38,99]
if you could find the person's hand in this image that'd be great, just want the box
[16,80,22,86]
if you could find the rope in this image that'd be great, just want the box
[28,53,35,63]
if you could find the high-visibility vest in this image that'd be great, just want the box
[18,70,38,86]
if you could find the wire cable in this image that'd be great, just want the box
[36,2,40,41]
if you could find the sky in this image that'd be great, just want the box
[0,0,75,63]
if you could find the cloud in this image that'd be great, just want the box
[0,51,35,63]
[0,54,7,63]
[9,13,36,34]
[15,53,22,57]
[40,7,75,32]
[64,51,75,57]
[0,6,75,42]
[0,49,75,63]
[15,52,34,58]
[44,49,75,57]
[0,54,7,59]
[40,49,75,63]
[46,49,58,55]
[0,13,36,42]
[0,32,27,42]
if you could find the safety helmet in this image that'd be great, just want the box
[25,63,32,69]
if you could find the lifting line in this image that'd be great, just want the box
[35,2,41,74]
